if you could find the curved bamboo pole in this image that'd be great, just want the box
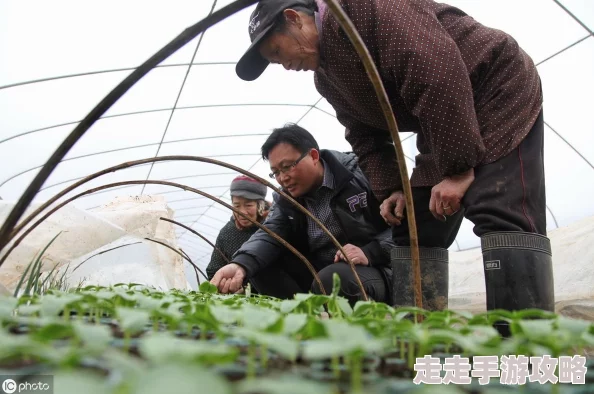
[144,237,205,284]
[178,247,203,286]
[160,217,231,266]
[0,0,260,255]
[71,242,142,273]
[324,0,422,311]
[178,248,193,263]
[2,180,327,295]
[1,156,360,298]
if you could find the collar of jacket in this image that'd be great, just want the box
[319,149,355,189]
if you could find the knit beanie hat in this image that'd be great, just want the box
[230,175,267,201]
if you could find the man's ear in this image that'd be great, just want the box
[282,8,303,28]
[310,148,320,163]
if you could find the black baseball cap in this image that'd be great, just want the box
[236,0,317,81]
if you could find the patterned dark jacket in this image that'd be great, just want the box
[205,218,258,280]
[232,150,394,284]
[314,0,542,201]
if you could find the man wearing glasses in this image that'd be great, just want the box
[210,123,394,305]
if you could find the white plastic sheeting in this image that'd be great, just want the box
[0,196,190,293]
[0,0,593,280]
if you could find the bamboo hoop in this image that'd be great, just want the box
[144,237,205,284]
[160,217,231,266]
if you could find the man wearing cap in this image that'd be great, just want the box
[205,175,270,280]
[234,0,554,319]
[210,124,395,305]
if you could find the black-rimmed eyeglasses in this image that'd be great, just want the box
[268,151,309,179]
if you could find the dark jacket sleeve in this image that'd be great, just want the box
[231,194,294,277]
[206,231,229,280]
[339,111,403,202]
[360,227,395,268]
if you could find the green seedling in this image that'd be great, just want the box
[71,321,112,355]
[186,304,223,340]
[139,332,238,365]
[278,299,303,314]
[210,304,243,325]
[199,281,219,295]
[302,319,386,393]
[293,293,331,315]
[13,231,63,297]
[281,313,308,336]
[352,300,394,320]
[30,321,74,344]
[39,293,83,320]
[326,274,353,319]
[240,304,282,332]
[293,314,327,340]
[129,363,233,394]
[116,307,150,351]
[0,327,61,366]
[0,296,18,321]
[234,327,299,367]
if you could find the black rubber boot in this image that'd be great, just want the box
[481,231,555,337]
[391,247,449,311]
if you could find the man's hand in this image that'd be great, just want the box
[380,191,406,226]
[210,263,246,294]
[334,244,369,266]
[429,168,475,221]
